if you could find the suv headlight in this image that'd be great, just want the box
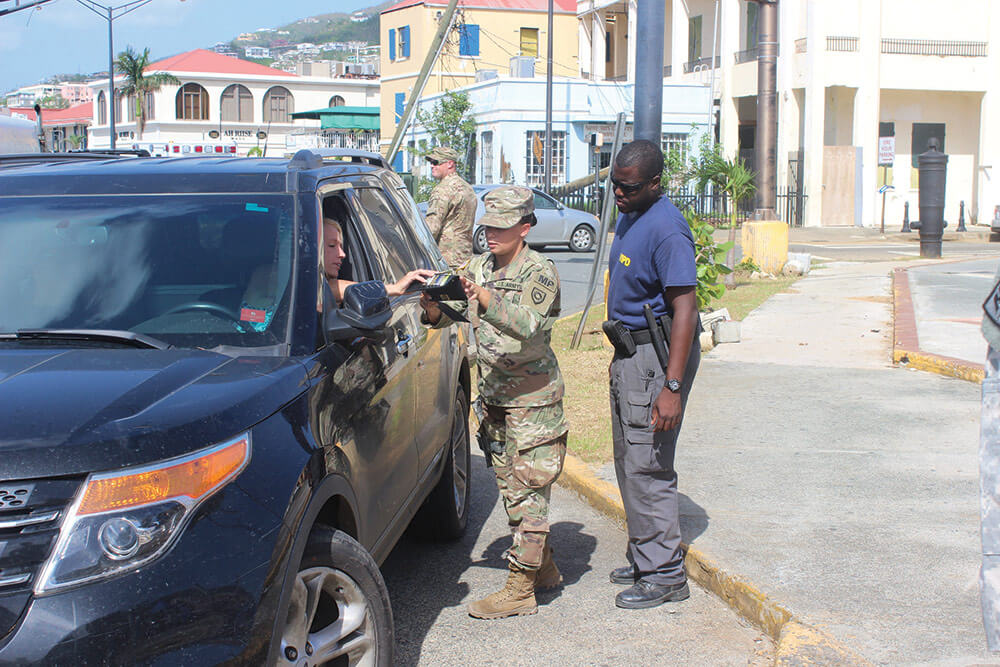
[35,434,250,595]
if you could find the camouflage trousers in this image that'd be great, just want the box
[981,346,1000,651]
[482,401,568,570]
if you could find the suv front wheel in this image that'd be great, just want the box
[275,528,394,667]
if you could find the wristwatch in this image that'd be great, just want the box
[666,378,681,393]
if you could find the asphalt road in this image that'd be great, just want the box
[381,452,771,666]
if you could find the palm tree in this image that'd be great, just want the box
[115,46,179,140]
[718,157,756,287]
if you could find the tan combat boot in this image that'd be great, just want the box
[467,566,538,619]
[535,545,562,590]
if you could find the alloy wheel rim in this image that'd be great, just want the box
[572,228,592,249]
[279,566,377,667]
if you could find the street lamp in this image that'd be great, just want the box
[76,0,153,150]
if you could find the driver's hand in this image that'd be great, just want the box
[387,269,435,297]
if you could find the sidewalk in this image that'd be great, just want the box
[559,258,995,664]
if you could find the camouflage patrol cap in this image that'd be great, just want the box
[427,146,460,163]
[479,186,535,229]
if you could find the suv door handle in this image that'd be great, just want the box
[396,332,413,354]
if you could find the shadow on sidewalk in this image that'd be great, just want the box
[679,493,709,544]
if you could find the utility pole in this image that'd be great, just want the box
[753,0,778,218]
[386,0,459,164]
[77,0,153,151]
[634,0,665,142]
[543,0,554,192]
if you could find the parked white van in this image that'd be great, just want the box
[0,113,41,154]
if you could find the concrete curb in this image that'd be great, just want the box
[556,455,873,665]
[891,267,985,383]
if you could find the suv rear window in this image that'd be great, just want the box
[0,194,296,349]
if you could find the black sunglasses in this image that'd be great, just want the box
[426,158,440,166]
[611,177,655,195]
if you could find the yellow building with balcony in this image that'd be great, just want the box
[379,0,579,166]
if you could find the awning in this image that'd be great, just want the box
[291,106,379,131]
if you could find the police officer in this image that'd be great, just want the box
[604,139,701,609]
[420,186,567,619]
[424,146,477,269]
[981,264,1000,650]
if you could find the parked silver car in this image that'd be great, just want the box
[418,184,599,253]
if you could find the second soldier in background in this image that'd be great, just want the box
[420,186,567,619]
[423,146,477,269]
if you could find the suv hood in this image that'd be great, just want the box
[0,348,308,479]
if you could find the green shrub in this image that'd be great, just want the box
[735,256,760,273]
[685,209,732,310]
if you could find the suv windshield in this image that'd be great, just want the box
[0,194,296,349]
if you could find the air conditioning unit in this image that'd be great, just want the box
[475,69,499,82]
[509,56,535,78]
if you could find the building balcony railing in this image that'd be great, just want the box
[683,56,720,74]
[826,36,858,52]
[733,44,781,65]
[881,38,987,57]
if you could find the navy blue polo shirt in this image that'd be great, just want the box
[607,195,696,330]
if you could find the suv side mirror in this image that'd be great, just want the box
[324,281,392,342]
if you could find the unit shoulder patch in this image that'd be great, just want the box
[520,268,558,314]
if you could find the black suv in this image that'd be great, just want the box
[0,149,472,665]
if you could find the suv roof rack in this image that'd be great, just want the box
[0,149,151,167]
[288,148,390,171]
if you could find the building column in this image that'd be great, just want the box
[592,10,606,81]
[775,0,800,191]
[978,2,1000,226]
[671,0,688,77]
[802,0,826,227]
[579,12,592,78]
[627,0,638,82]
[717,0,740,157]
[853,0,881,227]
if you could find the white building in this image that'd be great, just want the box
[87,49,379,156]
[578,0,1000,228]
[245,46,272,59]
[405,76,709,187]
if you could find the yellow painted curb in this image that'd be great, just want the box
[892,348,984,384]
[557,451,872,666]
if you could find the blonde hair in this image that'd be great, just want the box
[323,217,342,235]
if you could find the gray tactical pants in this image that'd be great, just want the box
[610,338,700,586]
[982,346,1000,651]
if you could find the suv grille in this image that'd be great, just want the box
[0,478,79,639]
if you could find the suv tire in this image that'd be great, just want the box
[412,390,471,540]
[274,528,394,667]
[570,224,595,252]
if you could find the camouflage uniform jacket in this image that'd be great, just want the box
[425,173,476,269]
[447,246,564,408]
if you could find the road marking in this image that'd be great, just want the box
[888,251,920,256]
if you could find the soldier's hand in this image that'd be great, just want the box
[651,387,682,432]
[419,293,442,324]
[460,276,491,312]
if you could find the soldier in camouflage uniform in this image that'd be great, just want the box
[420,186,567,620]
[424,146,477,269]
[981,263,1000,651]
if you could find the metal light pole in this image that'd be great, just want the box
[753,0,778,218]
[634,0,665,142]
[77,0,153,150]
[543,0,554,192]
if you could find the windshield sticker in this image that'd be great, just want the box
[245,203,269,213]
[240,304,274,333]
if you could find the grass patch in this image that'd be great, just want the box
[553,274,801,465]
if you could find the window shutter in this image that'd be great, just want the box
[401,26,410,58]
[469,25,479,56]
[389,28,396,61]
[395,92,405,123]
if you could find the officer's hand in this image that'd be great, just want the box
[419,293,442,324]
[651,388,682,432]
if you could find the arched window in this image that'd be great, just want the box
[175,83,209,120]
[127,92,155,122]
[97,90,106,125]
[263,86,294,123]
[329,95,346,107]
[221,84,253,122]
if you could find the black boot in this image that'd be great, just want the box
[615,579,689,609]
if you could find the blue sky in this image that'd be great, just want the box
[1,0,378,93]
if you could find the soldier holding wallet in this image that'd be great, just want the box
[420,186,567,620]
